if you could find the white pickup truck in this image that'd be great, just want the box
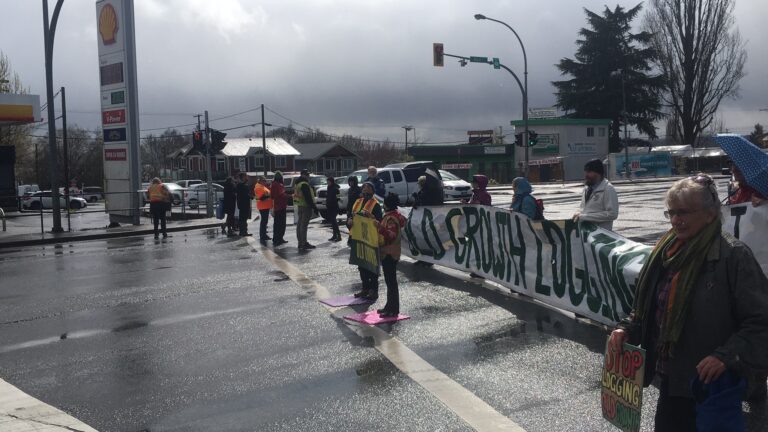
[315,162,443,216]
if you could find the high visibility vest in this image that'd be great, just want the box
[378,213,402,260]
[352,197,378,216]
[148,184,167,203]
[254,183,273,210]
[293,180,314,207]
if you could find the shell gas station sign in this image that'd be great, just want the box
[0,94,41,125]
[96,0,141,225]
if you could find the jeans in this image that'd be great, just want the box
[655,375,696,432]
[273,209,286,242]
[259,209,270,240]
[359,267,379,295]
[149,202,167,236]
[382,255,399,313]
[297,206,312,246]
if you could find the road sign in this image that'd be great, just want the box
[492,58,500,69]
[469,56,488,63]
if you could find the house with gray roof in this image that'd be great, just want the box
[292,142,360,177]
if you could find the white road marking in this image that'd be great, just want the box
[248,238,527,432]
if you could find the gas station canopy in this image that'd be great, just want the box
[0,93,41,125]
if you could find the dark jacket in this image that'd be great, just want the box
[366,175,386,198]
[619,233,768,398]
[235,181,252,211]
[347,184,361,216]
[413,174,444,207]
[326,183,340,211]
[223,180,236,213]
[469,174,491,205]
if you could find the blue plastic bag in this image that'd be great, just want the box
[691,371,746,432]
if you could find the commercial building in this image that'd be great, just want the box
[510,118,611,182]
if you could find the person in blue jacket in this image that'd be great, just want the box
[510,177,537,219]
[366,166,386,198]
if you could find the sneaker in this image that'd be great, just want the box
[162,233,168,239]
[380,311,399,318]
[304,243,316,249]
[353,291,369,298]
[363,292,378,301]
[154,234,159,239]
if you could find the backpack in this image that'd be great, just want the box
[533,197,544,221]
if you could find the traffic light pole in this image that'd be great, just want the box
[204,111,214,217]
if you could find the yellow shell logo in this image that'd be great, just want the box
[99,4,119,45]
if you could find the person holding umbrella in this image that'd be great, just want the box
[716,134,768,207]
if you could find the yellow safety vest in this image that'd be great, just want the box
[293,180,314,207]
[148,184,167,202]
[378,213,402,259]
[352,197,378,215]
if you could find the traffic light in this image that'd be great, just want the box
[528,130,539,147]
[211,129,227,153]
[192,130,203,150]
[433,43,444,67]
[514,133,523,147]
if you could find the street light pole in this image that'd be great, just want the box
[612,69,631,179]
[42,0,65,232]
[402,125,413,159]
[261,103,267,177]
[475,14,529,177]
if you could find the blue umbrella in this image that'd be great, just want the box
[715,134,768,198]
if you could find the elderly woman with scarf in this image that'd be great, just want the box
[609,174,768,431]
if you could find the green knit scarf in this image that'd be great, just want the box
[633,220,721,355]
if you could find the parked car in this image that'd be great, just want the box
[81,186,104,202]
[439,170,472,201]
[21,191,88,210]
[140,182,186,206]
[175,179,203,188]
[185,183,224,209]
[315,176,352,219]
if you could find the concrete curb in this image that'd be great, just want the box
[0,222,222,249]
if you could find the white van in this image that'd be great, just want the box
[17,184,40,197]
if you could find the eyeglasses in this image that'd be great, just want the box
[664,208,698,219]
[690,174,718,204]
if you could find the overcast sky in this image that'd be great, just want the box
[2,0,767,144]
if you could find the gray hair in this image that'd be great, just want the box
[665,175,721,215]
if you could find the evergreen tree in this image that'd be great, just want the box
[553,4,664,152]
[748,124,765,148]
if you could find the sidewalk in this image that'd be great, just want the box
[0,217,222,249]
[0,378,98,431]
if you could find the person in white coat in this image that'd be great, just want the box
[573,159,619,230]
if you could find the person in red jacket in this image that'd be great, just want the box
[376,193,407,317]
[462,174,492,205]
[270,171,288,246]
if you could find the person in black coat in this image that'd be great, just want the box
[235,172,253,236]
[325,175,341,242]
[222,176,237,236]
[346,176,361,220]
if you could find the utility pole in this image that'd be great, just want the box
[61,86,70,231]
[204,111,213,217]
[42,0,65,233]
[261,103,267,177]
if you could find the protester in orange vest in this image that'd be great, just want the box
[376,193,407,317]
[253,176,273,244]
[147,177,171,239]
[348,182,383,300]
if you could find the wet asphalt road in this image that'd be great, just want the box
[1,181,766,432]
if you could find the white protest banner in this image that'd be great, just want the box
[400,205,652,325]
[722,203,768,276]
